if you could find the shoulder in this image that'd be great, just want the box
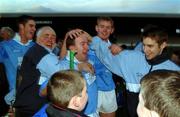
[1,40,14,46]
[27,44,48,55]
[164,60,180,70]
[154,60,180,71]
[120,49,145,58]
[24,44,49,63]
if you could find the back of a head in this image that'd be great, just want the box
[47,70,85,108]
[140,70,180,117]
[142,24,168,45]
[0,27,15,40]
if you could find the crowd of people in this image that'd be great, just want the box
[0,15,179,117]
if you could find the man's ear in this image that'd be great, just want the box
[160,42,167,49]
[19,24,24,30]
[19,24,25,36]
[111,27,114,34]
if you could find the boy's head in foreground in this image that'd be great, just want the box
[47,70,88,111]
[137,70,180,117]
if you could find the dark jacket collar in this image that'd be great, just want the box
[46,104,88,117]
[146,49,169,66]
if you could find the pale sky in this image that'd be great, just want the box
[0,0,180,14]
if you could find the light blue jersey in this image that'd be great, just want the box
[91,36,180,93]
[134,41,143,52]
[89,42,115,91]
[0,33,34,91]
[37,51,98,116]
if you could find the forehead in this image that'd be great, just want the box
[98,20,113,26]
[41,29,56,36]
[26,20,36,25]
[143,37,158,45]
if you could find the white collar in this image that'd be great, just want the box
[13,33,32,46]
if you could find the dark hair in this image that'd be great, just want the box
[142,24,168,45]
[66,36,75,50]
[17,15,35,26]
[65,31,86,50]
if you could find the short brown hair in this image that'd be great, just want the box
[17,15,35,25]
[142,25,168,46]
[140,70,180,117]
[47,70,85,108]
[97,16,114,28]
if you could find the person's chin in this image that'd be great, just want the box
[28,35,33,39]
[145,55,151,60]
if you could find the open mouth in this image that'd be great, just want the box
[29,32,34,37]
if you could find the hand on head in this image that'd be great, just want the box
[64,29,92,42]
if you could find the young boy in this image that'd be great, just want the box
[34,70,88,117]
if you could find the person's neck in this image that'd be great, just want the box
[21,38,28,44]
[98,36,109,42]
[19,32,29,44]
[20,35,29,44]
